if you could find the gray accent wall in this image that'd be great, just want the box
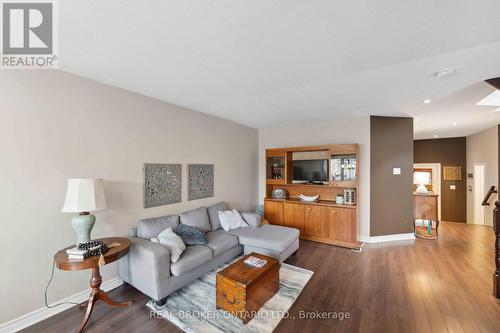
[370,116,414,236]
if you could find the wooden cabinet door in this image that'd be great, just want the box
[414,195,438,221]
[304,205,329,238]
[264,201,283,225]
[283,203,305,233]
[328,207,356,244]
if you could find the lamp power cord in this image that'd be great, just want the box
[44,261,80,308]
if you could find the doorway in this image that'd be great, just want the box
[414,163,442,221]
[473,164,485,225]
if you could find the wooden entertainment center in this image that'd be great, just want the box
[264,144,359,249]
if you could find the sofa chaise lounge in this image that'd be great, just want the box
[118,202,299,305]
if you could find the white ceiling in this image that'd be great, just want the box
[58,1,500,138]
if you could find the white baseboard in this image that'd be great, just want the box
[0,278,123,333]
[359,233,415,243]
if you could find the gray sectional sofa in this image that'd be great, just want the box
[118,202,299,305]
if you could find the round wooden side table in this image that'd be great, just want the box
[53,237,131,333]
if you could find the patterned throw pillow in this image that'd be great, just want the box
[175,223,208,245]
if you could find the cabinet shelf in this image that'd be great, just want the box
[287,183,330,188]
[265,198,356,209]
[329,180,356,188]
[266,155,286,182]
[331,155,357,184]
[266,179,286,185]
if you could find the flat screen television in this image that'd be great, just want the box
[292,159,328,182]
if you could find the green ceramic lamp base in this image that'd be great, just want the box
[71,212,96,244]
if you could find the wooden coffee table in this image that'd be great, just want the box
[53,237,131,333]
[216,252,280,324]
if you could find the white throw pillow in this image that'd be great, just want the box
[218,209,249,231]
[151,227,186,263]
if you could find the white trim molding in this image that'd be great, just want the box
[0,278,123,333]
[359,233,416,243]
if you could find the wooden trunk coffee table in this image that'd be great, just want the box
[216,252,280,324]
[53,237,131,333]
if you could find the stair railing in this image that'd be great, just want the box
[483,186,498,206]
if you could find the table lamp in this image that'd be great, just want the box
[62,178,107,244]
[413,172,431,194]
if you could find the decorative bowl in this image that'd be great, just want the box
[299,194,319,202]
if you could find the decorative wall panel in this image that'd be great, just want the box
[144,163,182,208]
[188,164,214,201]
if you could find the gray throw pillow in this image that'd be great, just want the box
[241,211,262,227]
[176,224,208,245]
[137,214,180,239]
[179,207,211,232]
[207,202,229,231]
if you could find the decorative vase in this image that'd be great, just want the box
[71,213,96,244]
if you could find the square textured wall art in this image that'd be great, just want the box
[188,164,214,201]
[144,163,182,208]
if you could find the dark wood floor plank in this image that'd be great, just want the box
[20,222,500,333]
[404,244,434,333]
[441,225,499,333]
[421,248,464,333]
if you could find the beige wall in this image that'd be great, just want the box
[258,117,370,237]
[0,70,258,323]
[466,125,498,226]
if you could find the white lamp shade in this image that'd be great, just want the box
[61,178,107,213]
[413,172,431,185]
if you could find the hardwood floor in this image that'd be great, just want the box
[21,222,500,333]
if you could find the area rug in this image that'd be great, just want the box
[146,259,313,333]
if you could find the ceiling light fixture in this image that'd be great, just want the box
[433,134,439,138]
[452,122,457,126]
[434,68,456,79]
[423,99,431,104]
